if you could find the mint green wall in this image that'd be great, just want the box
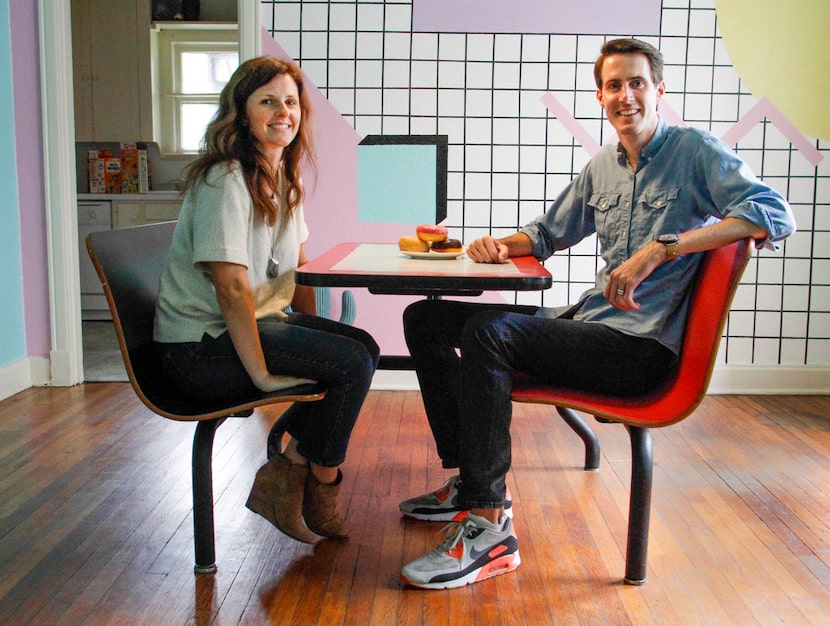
[0,0,25,366]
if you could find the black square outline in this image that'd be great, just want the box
[358,134,448,224]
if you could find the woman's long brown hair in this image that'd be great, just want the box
[182,56,315,226]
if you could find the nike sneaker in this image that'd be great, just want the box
[400,475,512,522]
[401,513,520,589]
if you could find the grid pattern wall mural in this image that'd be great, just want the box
[261,0,830,367]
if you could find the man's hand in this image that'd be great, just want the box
[466,236,509,263]
[605,218,769,309]
[466,232,533,264]
[603,240,666,310]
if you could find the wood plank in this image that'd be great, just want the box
[1,385,830,624]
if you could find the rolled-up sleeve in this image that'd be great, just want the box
[695,134,797,249]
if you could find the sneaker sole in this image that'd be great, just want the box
[400,504,514,522]
[401,551,521,590]
[400,508,470,522]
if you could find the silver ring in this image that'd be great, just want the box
[616,288,625,296]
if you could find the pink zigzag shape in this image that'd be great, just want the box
[720,97,822,167]
[539,93,602,156]
[541,93,823,166]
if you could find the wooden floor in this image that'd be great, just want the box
[0,384,828,625]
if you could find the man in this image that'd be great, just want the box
[398,38,796,589]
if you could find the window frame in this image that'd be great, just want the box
[151,23,239,155]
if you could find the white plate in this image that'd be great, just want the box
[400,249,465,260]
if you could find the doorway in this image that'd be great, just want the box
[41,0,258,386]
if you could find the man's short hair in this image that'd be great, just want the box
[594,38,664,88]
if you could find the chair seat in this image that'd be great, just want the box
[129,343,327,421]
[511,371,684,428]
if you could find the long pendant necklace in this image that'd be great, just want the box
[266,218,280,278]
[266,169,283,278]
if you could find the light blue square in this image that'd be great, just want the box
[358,144,437,224]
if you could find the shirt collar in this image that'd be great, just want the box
[615,116,669,167]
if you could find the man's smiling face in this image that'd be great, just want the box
[597,53,665,151]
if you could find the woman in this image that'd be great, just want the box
[154,57,379,543]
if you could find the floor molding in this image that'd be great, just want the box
[706,365,830,395]
[9,360,827,400]
[372,365,830,394]
[0,359,30,400]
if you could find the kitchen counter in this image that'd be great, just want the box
[78,191,185,319]
[78,191,183,201]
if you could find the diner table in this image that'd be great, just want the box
[295,242,552,369]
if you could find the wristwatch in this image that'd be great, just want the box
[656,234,680,259]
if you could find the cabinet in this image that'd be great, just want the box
[71,0,152,141]
[113,200,182,229]
[78,198,182,319]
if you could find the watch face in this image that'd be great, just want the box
[659,234,679,244]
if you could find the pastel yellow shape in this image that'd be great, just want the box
[717,0,830,139]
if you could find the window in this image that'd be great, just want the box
[151,24,239,155]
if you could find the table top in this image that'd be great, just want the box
[296,242,552,296]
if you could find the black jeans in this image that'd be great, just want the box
[158,313,379,467]
[403,299,675,510]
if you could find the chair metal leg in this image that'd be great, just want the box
[192,418,224,575]
[624,425,653,585]
[266,411,294,459]
[556,407,601,470]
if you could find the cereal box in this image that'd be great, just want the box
[103,156,121,194]
[87,149,104,194]
[88,149,118,194]
[119,143,149,193]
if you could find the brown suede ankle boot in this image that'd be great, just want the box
[303,471,349,537]
[246,454,319,543]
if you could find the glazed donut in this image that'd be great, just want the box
[431,238,463,253]
[415,224,448,242]
[399,235,429,253]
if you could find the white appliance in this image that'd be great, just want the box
[78,201,112,320]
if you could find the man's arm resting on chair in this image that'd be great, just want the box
[605,217,768,311]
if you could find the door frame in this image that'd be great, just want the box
[38,0,259,385]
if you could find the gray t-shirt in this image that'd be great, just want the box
[154,161,309,343]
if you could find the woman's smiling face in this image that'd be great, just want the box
[245,73,302,163]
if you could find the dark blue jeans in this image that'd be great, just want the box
[158,313,379,467]
[403,299,675,510]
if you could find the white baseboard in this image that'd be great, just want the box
[0,359,30,400]
[371,369,420,390]
[4,360,827,401]
[0,357,52,401]
[706,365,830,395]
[372,365,830,395]
[29,357,52,387]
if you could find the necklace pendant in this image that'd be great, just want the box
[267,256,279,278]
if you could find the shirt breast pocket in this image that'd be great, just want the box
[589,191,622,212]
[640,186,680,213]
[588,191,622,234]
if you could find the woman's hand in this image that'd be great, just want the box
[210,261,308,391]
[253,373,317,393]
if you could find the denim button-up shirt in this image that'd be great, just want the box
[521,117,796,354]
